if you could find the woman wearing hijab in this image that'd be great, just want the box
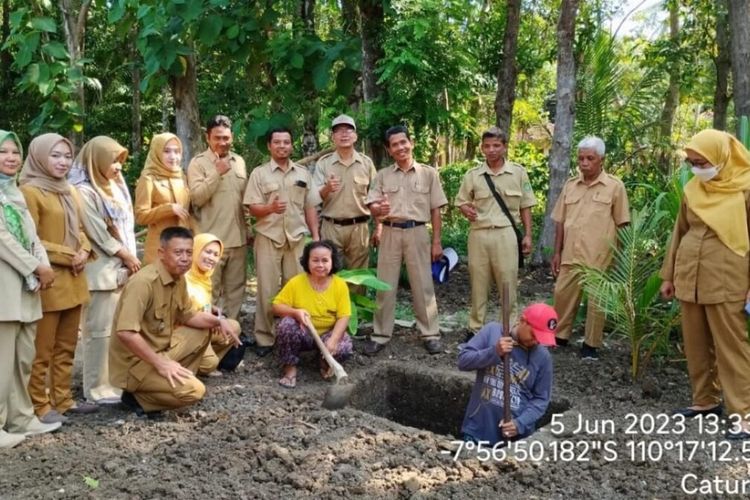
[661,129,750,439]
[183,233,240,375]
[134,133,191,264]
[69,136,140,404]
[19,133,97,423]
[0,130,63,448]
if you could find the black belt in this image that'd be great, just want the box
[382,220,426,229]
[322,215,370,226]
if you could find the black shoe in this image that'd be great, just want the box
[254,345,274,357]
[121,391,146,417]
[363,340,385,356]
[580,343,598,360]
[555,337,569,347]
[672,405,723,418]
[424,339,443,355]
[463,330,475,343]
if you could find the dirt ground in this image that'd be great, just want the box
[3,263,748,499]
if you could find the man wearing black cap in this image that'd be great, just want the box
[313,115,377,274]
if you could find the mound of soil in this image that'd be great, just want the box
[3,264,743,499]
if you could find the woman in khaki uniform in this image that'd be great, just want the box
[661,129,750,439]
[0,130,62,448]
[19,133,96,423]
[70,136,141,404]
[134,133,191,264]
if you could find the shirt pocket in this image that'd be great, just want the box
[261,181,281,203]
[353,175,370,196]
[502,189,523,211]
[152,179,174,205]
[591,191,613,213]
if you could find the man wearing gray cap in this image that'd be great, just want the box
[313,114,377,275]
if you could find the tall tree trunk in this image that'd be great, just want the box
[533,0,579,266]
[729,0,750,129]
[713,0,731,130]
[170,54,202,170]
[341,0,362,111]
[0,0,11,73]
[658,1,680,141]
[494,0,522,135]
[359,0,386,167]
[298,0,319,158]
[58,0,92,147]
[130,27,143,166]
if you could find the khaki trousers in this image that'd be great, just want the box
[211,245,248,321]
[253,234,304,347]
[28,306,82,416]
[0,321,37,433]
[125,326,209,412]
[553,265,605,347]
[321,219,370,270]
[681,301,750,417]
[81,291,122,402]
[174,319,239,375]
[467,226,519,332]
[372,225,439,343]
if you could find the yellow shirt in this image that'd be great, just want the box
[272,273,351,333]
[455,161,537,228]
[109,262,197,386]
[551,171,630,269]
[313,150,376,218]
[365,162,448,221]
[187,148,248,248]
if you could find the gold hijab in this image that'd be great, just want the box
[142,133,183,179]
[185,233,224,297]
[18,133,81,250]
[683,129,750,256]
[76,136,128,199]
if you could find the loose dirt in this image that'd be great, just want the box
[3,263,744,499]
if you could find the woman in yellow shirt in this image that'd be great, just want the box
[272,240,352,388]
[184,233,240,375]
[134,133,191,264]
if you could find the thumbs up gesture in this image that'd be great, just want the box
[269,193,287,214]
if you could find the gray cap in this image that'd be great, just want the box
[331,114,356,130]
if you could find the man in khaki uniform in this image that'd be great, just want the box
[188,115,249,321]
[109,227,239,414]
[551,136,630,360]
[364,125,448,355]
[457,127,536,336]
[244,127,320,356]
[314,114,377,271]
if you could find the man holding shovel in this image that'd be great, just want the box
[458,303,557,444]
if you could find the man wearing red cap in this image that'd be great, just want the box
[458,303,557,444]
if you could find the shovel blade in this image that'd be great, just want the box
[322,382,354,410]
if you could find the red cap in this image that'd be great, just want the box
[522,303,558,347]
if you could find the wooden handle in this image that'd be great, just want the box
[302,317,348,380]
[502,282,512,424]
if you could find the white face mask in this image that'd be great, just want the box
[691,165,719,182]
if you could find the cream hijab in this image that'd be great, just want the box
[18,133,81,250]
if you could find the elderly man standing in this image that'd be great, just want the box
[109,227,239,416]
[187,115,249,322]
[456,127,536,337]
[244,127,320,357]
[551,136,630,360]
[364,125,448,355]
[313,114,377,273]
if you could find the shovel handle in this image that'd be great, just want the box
[501,282,512,424]
[302,317,348,380]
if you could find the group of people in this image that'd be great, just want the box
[2,110,750,448]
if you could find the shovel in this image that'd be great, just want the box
[501,282,512,425]
[302,317,354,410]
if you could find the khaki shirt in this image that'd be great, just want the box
[243,160,320,245]
[20,185,92,311]
[455,161,536,228]
[109,261,196,386]
[551,171,630,268]
[313,150,376,218]
[660,196,750,304]
[366,162,448,221]
[187,148,248,248]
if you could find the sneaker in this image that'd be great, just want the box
[580,343,599,360]
[0,430,26,449]
[363,340,386,356]
[555,337,569,347]
[64,402,99,415]
[23,418,62,436]
[39,410,68,424]
[424,339,443,355]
